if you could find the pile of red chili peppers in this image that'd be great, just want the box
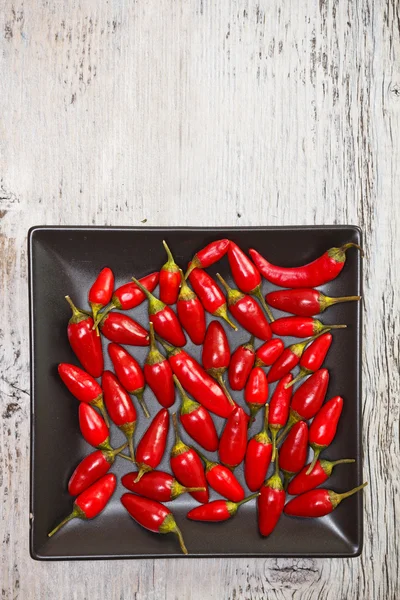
[51,238,366,554]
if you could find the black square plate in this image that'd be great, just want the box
[29,226,363,560]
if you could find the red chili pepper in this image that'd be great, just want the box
[159,241,181,305]
[287,458,355,496]
[174,375,218,452]
[159,339,234,418]
[188,267,237,330]
[249,243,363,288]
[202,321,235,407]
[68,443,127,496]
[271,316,346,338]
[132,277,186,347]
[93,272,159,327]
[277,369,330,440]
[266,288,361,316]
[108,343,149,418]
[228,335,255,390]
[267,332,324,383]
[88,267,114,325]
[121,470,206,502]
[177,270,206,345]
[121,493,188,554]
[184,238,230,279]
[254,338,284,368]
[268,373,293,460]
[170,413,209,503]
[227,241,274,321]
[258,453,285,537]
[101,370,137,460]
[307,395,344,473]
[65,296,104,378]
[187,493,259,522]
[284,483,368,518]
[143,323,175,408]
[286,332,333,388]
[279,421,309,489]
[58,363,109,426]
[244,407,273,491]
[195,450,245,502]
[78,403,112,451]
[219,405,248,469]
[48,473,117,537]
[216,274,272,341]
[99,312,149,346]
[134,408,170,482]
[244,366,269,420]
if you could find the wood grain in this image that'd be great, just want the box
[1,0,399,598]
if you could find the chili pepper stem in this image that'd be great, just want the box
[135,390,150,419]
[326,324,347,330]
[162,240,178,268]
[65,295,80,317]
[270,429,279,462]
[48,505,85,537]
[285,368,310,389]
[340,242,364,256]
[213,304,238,330]
[183,257,202,280]
[331,458,356,467]
[276,412,300,444]
[134,464,153,483]
[110,442,129,457]
[325,295,361,308]
[216,374,235,406]
[92,304,114,329]
[118,453,136,463]
[306,448,323,475]
[91,396,110,428]
[253,286,275,322]
[329,482,368,509]
[159,514,188,554]
[132,277,165,314]
[192,447,213,469]
[235,492,260,508]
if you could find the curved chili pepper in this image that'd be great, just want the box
[65,296,104,378]
[277,369,329,441]
[286,332,333,388]
[258,453,285,537]
[244,366,268,420]
[121,470,205,501]
[88,267,114,326]
[228,335,255,390]
[121,493,188,554]
[195,449,245,502]
[170,413,209,503]
[132,277,186,347]
[287,458,355,496]
[227,241,274,321]
[307,395,343,473]
[267,332,325,383]
[174,376,218,452]
[184,238,230,279]
[244,407,272,491]
[219,405,248,469]
[68,443,127,496]
[216,274,272,340]
[99,312,149,346]
[143,323,175,408]
[188,267,237,330]
[271,316,345,338]
[58,363,109,426]
[102,370,137,460]
[284,482,368,518]
[202,321,235,406]
[134,408,170,482]
[249,243,363,288]
[176,270,206,344]
[279,421,309,489]
[108,343,149,418]
[93,272,159,327]
[48,473,117,537]
[266,288,361,316]
[254,338,284,368]
[159,241,181,305]
[268,373,293,460]
[79,403,112,451]
[159,339,234,418]
[187,493,259,522]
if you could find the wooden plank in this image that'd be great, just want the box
[0,0,399,598]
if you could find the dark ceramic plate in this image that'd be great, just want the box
[29,226,363,560]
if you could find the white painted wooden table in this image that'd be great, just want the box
[1,1,399,598]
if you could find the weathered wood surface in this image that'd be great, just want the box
[1,0,399,598]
